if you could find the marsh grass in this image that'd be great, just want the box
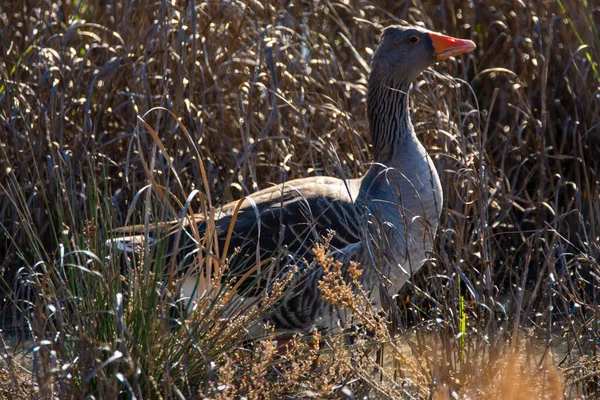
[1,0,599,398]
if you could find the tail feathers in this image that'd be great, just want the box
[106,235,156,253]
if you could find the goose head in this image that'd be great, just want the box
[371,25,476,86]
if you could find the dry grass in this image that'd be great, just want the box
[1,0,599,398]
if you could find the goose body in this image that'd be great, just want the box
[112,26,475,336]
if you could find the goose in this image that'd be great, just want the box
[111,26,475,337]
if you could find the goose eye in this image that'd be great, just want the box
[408,36,420,44]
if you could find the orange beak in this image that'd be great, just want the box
[429,32,476,60]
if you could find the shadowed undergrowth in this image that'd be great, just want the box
[1,0,599,398]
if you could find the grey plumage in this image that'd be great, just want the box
[110,26,475,336]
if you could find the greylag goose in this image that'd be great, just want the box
[112,26,475,336]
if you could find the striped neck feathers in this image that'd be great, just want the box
[367,75,414,164]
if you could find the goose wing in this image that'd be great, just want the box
[110,176,363,285]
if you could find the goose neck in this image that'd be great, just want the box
[367,77,414,165]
